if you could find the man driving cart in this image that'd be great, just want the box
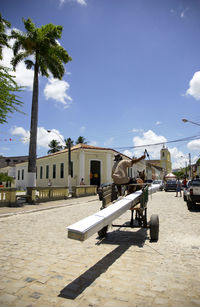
[112,152,146,195]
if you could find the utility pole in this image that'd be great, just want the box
[189,153,191,179]
[185,161,187,177]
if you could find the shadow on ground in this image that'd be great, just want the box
[59,227,147,300]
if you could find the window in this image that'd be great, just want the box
[46,165,49,179]
[60,163,64,178]
[40,166,43,179]
[18,170,20,180]
[162,152,165,157]
[22,169,24,180]
[71,161,73,178]
[53,164,56,179]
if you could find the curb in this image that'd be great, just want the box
[0,197,100,219]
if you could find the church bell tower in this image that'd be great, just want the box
[160,145,172,174]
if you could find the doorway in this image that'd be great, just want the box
[90,160,101,186]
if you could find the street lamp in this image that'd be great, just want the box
[182,118,200,127]
[47,130,72,195]
[47,129,64,145]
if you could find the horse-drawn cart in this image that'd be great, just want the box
[97,183,159,241]
[67,183,160,242]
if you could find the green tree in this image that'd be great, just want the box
[11,18,72,188]
[64,137,74,149]
[173,169,186,179]
[0,172,14,185]
[0,66,24,124]
[0,13,11,59]
[47,139,63,154]
[0,14,24,124]
[76,136,87,144]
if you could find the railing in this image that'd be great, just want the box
[0,188,17,206]
[73,185,97,197]
[0,185,97,206]
[36,187,69,202]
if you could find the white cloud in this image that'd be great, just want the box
[187,139,200,150]
[132,130,167,159]
[169,147,187,169]
[186,71,200,100]
[155,121,161,125]
[44,78,72,108]
[0,31,34,90]
[80,126,86,133]
[59,0,87,6]
[132,128,143,133]
[104,137,114,147]
[89,141,98,146]
[44,128,65,147]
[59,0,65,6]
[180,8,189,18]
[123,150,132,158]
[77,0,87,5]
[129,129,195,169]
[10,126,30,143]
[10,126,65,149]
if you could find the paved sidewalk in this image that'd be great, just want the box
[0,195,98,218]
[0,192,200,306]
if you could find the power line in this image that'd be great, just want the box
[113,134,200,150]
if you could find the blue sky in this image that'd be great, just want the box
[1,0,200,169]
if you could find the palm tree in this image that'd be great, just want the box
[47,140,63,154]
[11,18,71,189]
[64,137,74,149]
[76,136,87,144]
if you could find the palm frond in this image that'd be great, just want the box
[11,52,30,70]
[22,18,36,34]
[0,13,11,29]
[25,59,34,70]
[12,40,23,56]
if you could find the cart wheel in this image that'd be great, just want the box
[98,226,108,239]
[150,214,159,241]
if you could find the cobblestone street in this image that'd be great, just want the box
[0,191,200,307]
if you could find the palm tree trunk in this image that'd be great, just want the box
[27,58,39,188]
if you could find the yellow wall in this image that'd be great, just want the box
[36,152,68,187]
[13,147,133,188]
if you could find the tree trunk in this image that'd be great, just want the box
[27,59,39,188]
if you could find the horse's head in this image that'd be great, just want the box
[137,170,145,181]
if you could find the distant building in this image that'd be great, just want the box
[0,155,29,168]
[0,144,165,190]
[147,145,172,177]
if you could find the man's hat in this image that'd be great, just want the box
[114,154,122,161]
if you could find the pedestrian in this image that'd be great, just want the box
[176,178,182,197]
[48,179,52,186]
[80,178,85,185]
[182,177,187,188]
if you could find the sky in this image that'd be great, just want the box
[1,0,200,170]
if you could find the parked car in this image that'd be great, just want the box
[152,180,164,191]
[183,180,191,201]
[144,179,153,185]
[164,180,177,192]
[186,179,200,209]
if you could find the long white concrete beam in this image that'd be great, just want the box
[67,184,160,241]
